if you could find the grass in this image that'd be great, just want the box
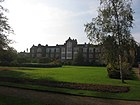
[0,66,123,85]
[0,66,140,101]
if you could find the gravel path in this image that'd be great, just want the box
[0,86,140,105]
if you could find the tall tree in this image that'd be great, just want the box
[0,0,14,65]
[0,47,17,65]
[85,0,135,83]
[0,0,13,50]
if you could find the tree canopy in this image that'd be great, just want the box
[0,0,13,51]
[0,0,15,65]
[85,0,135,83]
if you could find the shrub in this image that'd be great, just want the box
[38,57,51,63]
[21,63,62,68]
[107,62,133,80]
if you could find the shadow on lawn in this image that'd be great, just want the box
[0,67,130,94]
[0,69,27,78]
[0,68,56,82]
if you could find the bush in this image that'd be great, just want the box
[107,62,133,80]
[107,63,120,79]
[38,57,51,63]
[21,63,62,68]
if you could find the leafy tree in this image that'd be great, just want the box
[101,35,118,64]
[0,0,15,65]
[135,44,140,65]
[0,47,17,66]
[85,0,135,83]
[16,52,30,64]
[0,0,13,50]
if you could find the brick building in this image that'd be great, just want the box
[30,37,101,64]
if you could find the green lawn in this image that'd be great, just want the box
[0,66,140,101]
[0,66,125,85]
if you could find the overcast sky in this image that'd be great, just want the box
[2,0,140,52]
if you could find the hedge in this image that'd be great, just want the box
[21,63,62,68]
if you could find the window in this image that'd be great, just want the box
[67,42,72,52]
[56,48,60,53]
[66,53,72,59]
[46,48,50,53]
[83,48,87,53]
[74,47,78,52]
[37,48,42,53]
[61,57,65,60]
[67,41,72,47]
[95,48,100,52]
[66,42,72,59]
[61,53,65,57]
[61,48,65,52]
[61,53,65,60]
[37,53,42,57]
[32,49,35,53]
[89,48,93,53]
[67,48,72,52]
[51,48,55,53]
[74,51,78,55]
[89,54,93,58]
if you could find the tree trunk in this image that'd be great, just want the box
[119,55,125,83]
